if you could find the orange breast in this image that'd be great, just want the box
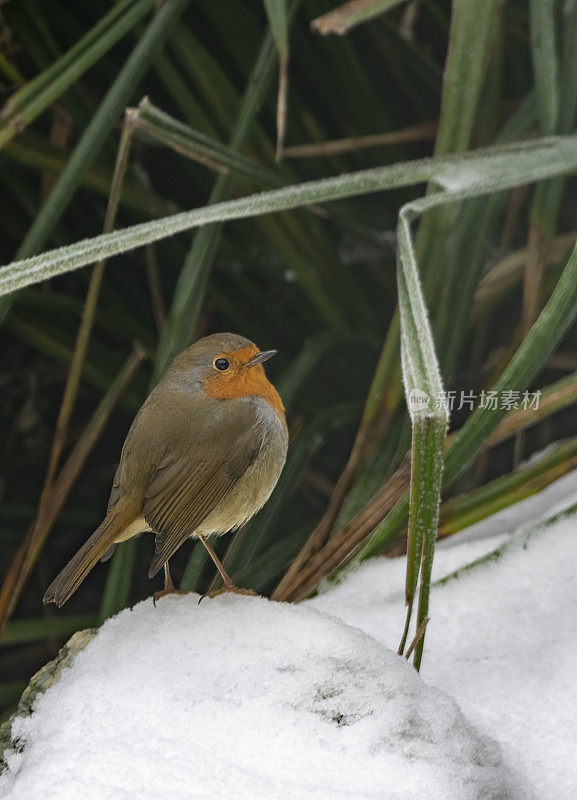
[203,345,285,420]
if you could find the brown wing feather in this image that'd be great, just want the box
[101,464,123,562]
[107,463,123,512]
[144,427,261,577]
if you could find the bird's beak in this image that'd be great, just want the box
[248,349,277,366]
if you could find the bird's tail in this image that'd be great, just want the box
[43,505,132,608]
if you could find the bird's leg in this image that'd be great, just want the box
[163,562,176,592]
[198,535,257,601]
[153,561,186,604]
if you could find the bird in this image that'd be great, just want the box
[43,332,288,607]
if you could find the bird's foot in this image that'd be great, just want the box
[153,587,187,606]
[199,583,258,603]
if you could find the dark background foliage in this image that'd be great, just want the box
[1,0,576,715]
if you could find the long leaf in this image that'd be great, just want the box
[396,187,448,667]
[4,137,577,297]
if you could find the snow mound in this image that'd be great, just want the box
[311,503,577,800]
[1,596,517,800]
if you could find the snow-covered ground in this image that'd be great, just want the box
[2,472,576,800]
[312,471,577,800]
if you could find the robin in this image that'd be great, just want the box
[43,333,288,607]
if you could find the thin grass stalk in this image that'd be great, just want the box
[0,52,24,87]
[0,0,190,325]
[282,120,438,158]
[275,51,288,160]
[43,109,137,493]
[144,245,166,334]
[0,346,145,633]
[404,617,429,662]
[134,98,275,186]
[262,0,289,158]
[411,422,444,670]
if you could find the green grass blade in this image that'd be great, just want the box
[263,0,289,56]
[4,137,577,298]
[396,182,448,667]
[530,0,559,135]
[0,0,153,148]
[409,416,446,670]
[529,1,577,237]
[0,0,190,325]
[431,0,501,157]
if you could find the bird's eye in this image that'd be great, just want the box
[214,358,230,371]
